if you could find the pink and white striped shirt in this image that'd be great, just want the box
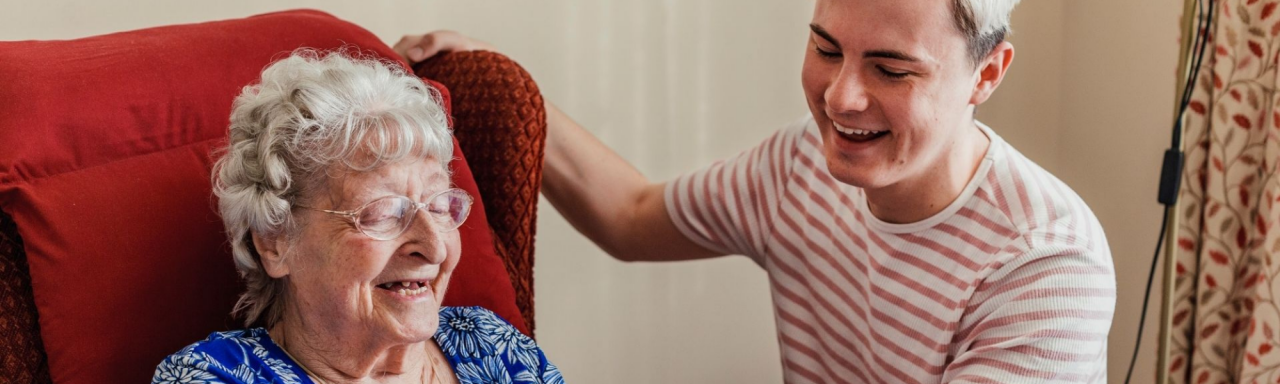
[665,116,1115,383]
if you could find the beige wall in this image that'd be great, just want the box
[1060,1,1181,382]
[1,1,1180,382]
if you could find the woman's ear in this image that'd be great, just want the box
[251,231,291,278]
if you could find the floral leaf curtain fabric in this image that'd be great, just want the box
[1174,1,1280,383]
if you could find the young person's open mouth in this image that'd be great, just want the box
[833,122,889,143]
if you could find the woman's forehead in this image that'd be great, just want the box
[326,157,449,204]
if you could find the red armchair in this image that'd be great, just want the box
[0,9,545,384]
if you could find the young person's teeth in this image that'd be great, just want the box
[834,123,881,136]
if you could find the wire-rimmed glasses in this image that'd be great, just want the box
[297,188,473,240]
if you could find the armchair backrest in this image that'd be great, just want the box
[0,9,544,384]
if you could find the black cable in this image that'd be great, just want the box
[1175,0,1215,147]
[1124,1,1214,382]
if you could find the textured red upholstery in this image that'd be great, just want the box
[416,52,547,331]
[0,9,530,384]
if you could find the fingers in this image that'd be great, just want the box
[392,34,424,62]
[394,30,498,64]
[408,45,426,62]
[415,32,447,62]
[417,31,469,61]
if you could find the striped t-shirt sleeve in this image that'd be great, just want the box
[664,120,804,264]
[942,246,1115,383]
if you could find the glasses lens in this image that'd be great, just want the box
[357,196,414,239]
[427,189,472,230]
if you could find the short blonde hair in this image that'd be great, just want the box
[211,49,452,327]
[952,0,1022,65]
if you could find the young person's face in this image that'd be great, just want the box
[802,0,999,190]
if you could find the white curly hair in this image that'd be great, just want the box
[211,49,452,327]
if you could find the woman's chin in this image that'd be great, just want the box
[382,310,440,342]
[372,288,442,333]
[401,320,440,342]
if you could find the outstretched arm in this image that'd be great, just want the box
[395,31,720,262]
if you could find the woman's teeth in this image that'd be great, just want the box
[378,281,430,296]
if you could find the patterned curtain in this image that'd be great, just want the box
[1172,0,1280,382]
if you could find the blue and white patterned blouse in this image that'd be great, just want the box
[153,306,564,384]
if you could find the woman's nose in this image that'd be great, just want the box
[406,210,449,264]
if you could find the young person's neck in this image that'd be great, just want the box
[864,120,990,224]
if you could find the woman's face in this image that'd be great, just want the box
[275,156,460,343]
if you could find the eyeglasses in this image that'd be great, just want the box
[297,188,473,240]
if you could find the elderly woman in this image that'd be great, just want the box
[153,50,563,384]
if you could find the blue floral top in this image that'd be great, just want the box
[153,306,563,384]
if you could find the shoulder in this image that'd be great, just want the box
[438,306,517,335]
[152,328,305,384]
[153,342,233,384]
[437,306,564,384]
[436,306,527,358]
[746,114,818,163]
[978,131,1108,253]
[976,146,1113,282]
[960,127,1112,285]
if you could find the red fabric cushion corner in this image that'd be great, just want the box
[0,9,525,384]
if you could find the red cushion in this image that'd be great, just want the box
[0,9,526,384]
